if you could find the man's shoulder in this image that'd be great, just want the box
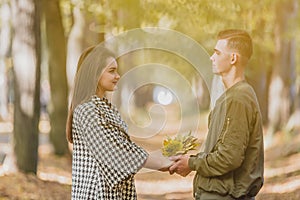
[226,81,259,107]
[231,81,256,97]
[235,81,255,92]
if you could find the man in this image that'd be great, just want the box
[169,29,264,200]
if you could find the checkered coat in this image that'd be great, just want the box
[72,95,148,200]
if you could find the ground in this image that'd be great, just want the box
[1,131,300,200]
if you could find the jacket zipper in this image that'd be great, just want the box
[222,117,230,143]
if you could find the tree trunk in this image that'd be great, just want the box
[66,5,102,93]
[0,3,12,120]
[247,22,272,125]
[286,0,299,132]
[43,0,69,155]
[11,0,41,173]
[267,0,298,135]
[66,6,85,90]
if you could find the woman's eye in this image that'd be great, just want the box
[110,70,118,74]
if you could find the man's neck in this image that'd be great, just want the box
[221,67,245,89]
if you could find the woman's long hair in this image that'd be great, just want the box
[66,45,115,143]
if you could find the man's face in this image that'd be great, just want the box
[210,39,232,76]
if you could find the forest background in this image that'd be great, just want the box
[0,0,299,199]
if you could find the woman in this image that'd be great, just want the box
[66,45,169,200]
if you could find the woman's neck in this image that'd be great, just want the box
[96,88,105,99]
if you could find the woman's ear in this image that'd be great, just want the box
[230,53,238,65]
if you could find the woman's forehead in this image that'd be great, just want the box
[105,57,118,68]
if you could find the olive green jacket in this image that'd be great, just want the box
[188,81,264,198]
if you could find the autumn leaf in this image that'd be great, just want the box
[161,131,199,157]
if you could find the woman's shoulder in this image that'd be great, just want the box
[73,101,100,127]
[74,100,97,116]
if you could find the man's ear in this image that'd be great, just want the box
[230,53,238,65]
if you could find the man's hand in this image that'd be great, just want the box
[169,154,192,177]
[158,166,171,172]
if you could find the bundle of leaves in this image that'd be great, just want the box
[162,132,199,157]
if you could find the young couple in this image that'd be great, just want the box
[66,29,264,200]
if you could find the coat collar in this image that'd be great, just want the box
[90,95,128,135]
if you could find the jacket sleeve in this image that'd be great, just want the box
[189,101,251,177]
[77,105,148,188]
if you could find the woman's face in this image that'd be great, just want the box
[97,57,120,95]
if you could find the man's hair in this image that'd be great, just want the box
[217,29,253,59]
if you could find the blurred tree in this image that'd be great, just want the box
[70,0,300,134]
[43,0,69,155]
[240,0,275,124]
[11,0,41,173]
[137,0,299,127]
[0,2,11,120]
[107,0,142,30]
[106,0,144,108]
[267,0,298,135]
[65,0,104,91]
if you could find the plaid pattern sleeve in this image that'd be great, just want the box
[72,96,148,199]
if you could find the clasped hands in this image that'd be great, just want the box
[159,154,192,177]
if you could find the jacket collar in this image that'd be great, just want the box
[90,95,129,135]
